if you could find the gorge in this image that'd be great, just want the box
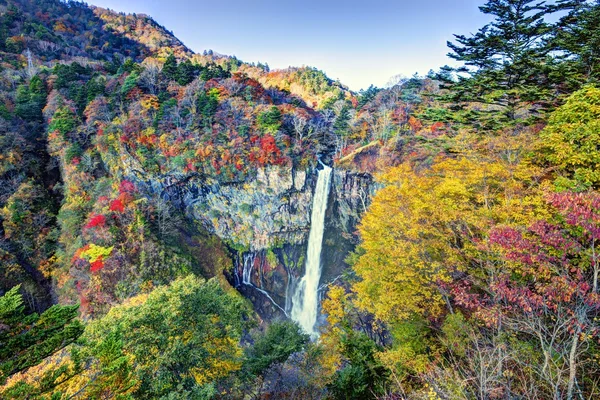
[5,0,599,398]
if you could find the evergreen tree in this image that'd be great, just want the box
[553,1,600,84]
[329,331,389,400]
[176,59,198,85]
[257,106,282,133]
[357,85,381,109]
[197,89,219,128]
[333,105,351,135]
[437,0,580,129]
[0,286,84,385]
[244,321,309,377]
[15,75,47,122]
[162,53,178,81]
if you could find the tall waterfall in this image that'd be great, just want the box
[291,165,332,338]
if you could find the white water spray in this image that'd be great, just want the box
[291,165,332,338]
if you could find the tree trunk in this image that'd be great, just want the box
[567,327,581,400]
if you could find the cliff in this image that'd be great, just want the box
[121,154,375,321]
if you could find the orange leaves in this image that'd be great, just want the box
[53,21,72,33]
[195,144,213,158]
[408,116,423,132]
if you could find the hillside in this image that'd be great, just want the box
[2,0,600,399]
[0,0,345,312]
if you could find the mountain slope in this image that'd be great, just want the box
[0,0,362,316]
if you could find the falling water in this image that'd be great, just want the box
[291,165,332,338]
[242,253,255,285]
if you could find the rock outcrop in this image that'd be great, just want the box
[122,158,376,321]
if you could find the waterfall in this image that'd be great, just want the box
[291,165,332,338]
[239,252,288,316]
[242,253,255,285]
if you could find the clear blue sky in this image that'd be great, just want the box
[87,0,490,91]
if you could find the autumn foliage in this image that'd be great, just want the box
[85,214,106,229]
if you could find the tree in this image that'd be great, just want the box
[257,106,282,133]
[350,152,544,385]
[540,85,600,190]
[244,321,309,377]
[438,0,580,128]
[453,192,600,399]
[15,75,47,122]
[197,88,219,128]
[0,285,84,386]
[357,85,381,109]
[79,276,252,398]
[162,53,178,81]
[553,1,600,83]
[328,331,389,400]
[176,59,199,85]
[138,61,161,94]
[48,106,78,138]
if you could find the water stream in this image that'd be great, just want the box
[291,165,332,338]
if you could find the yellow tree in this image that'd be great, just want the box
[352,153,545,377]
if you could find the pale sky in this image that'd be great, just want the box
[87,0,490,91]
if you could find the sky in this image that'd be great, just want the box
[86,0,491,91]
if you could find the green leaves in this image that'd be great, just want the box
[15,75,47,122]
[244,321,309,376]
[540,85,600,190]
[48,106,78,137]
[257,106,282,133]
[439,0,582,129]
[0,287,83,386]
[81,276,252,398]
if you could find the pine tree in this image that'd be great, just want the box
[176,59,198,85]
[553,1,600,84]
[437,0,581,129]
[15,75,47,122]
[333,105,350,135]
[0,286,84,385]
[162,53,178,81]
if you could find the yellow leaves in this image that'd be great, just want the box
[322,286,347,328]
[80,244,114,263]
[191,336,242,385]
[352,154,545,327]
[140,95,159,111]
[319,286,358,378]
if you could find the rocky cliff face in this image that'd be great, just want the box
[122,156,376,321]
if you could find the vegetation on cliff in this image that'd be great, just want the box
[2,0,600,398]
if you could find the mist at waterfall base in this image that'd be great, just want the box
[291,165,333,338]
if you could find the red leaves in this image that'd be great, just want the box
[260,134,280,156]
[90,257,104,273]
[430,121,445,134]
[85,214,106,229]
[458,191,600,331]
[109,199,125,213]
[252,134,285,167]
[119,180,136,194]
[547,192,600,239]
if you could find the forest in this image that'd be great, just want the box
[1,0,600,398]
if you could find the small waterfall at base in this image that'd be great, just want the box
[242,253,255,286]
[291,165,332,338]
